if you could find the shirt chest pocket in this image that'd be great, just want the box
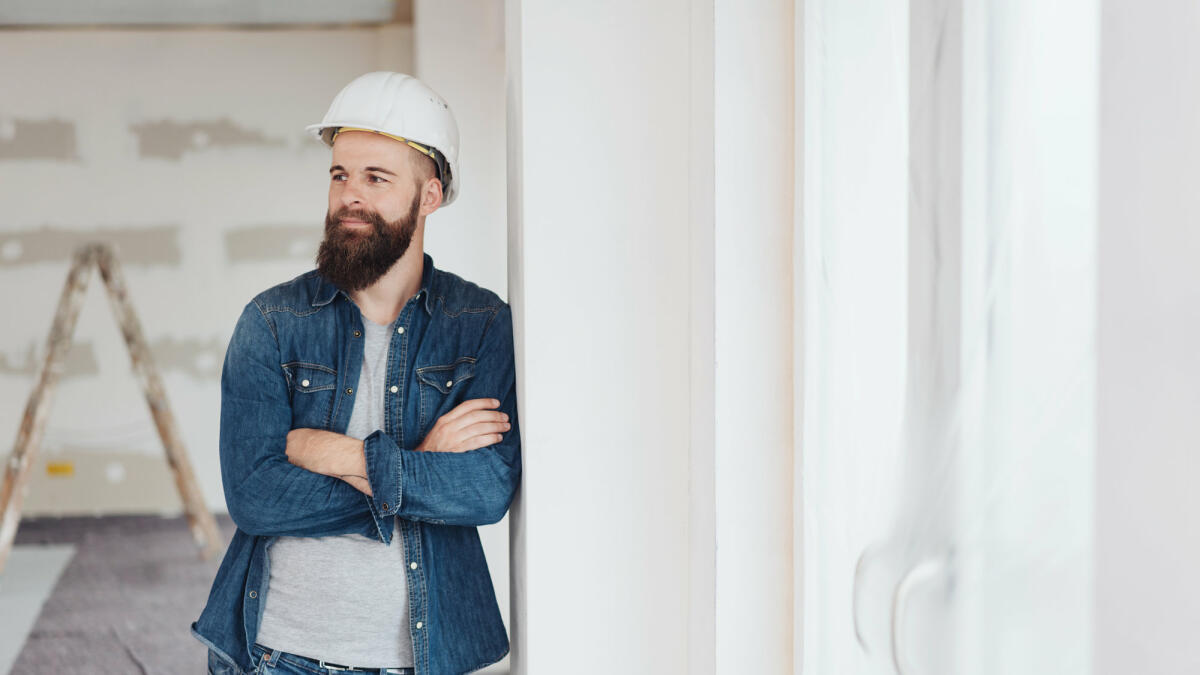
[416,357,477,435]
[282,362,338,430]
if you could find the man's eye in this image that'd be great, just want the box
[369,175,389,184]
[332,174,347,182]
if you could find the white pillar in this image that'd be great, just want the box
[1097,1,1200,672]
[504,0,796,667]
[712,1,797,673]
[507,1,797,673]
[689,0,718,671]
[506,2,695,672]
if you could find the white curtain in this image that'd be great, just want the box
[803,1,1096,673]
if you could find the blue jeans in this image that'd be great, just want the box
[208,645,415,675]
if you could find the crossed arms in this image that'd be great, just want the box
[283,398,510,496]
[218,301,521,543]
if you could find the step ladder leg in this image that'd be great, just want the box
[0,248,97,574]
[95,245,223,559]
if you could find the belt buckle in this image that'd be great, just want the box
[318,661,362,672]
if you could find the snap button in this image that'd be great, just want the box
[382,503,389,511]
[397,326,405,335]
[249,590,258,599]
[390,385,398,393]
[415,622,423,630]
[445,380,453,388]
[345,388,353,395]
[301,379,310,387]
[353,330,362,338]
[410,561,417,570]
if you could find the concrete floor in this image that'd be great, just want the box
[6,514,235,675]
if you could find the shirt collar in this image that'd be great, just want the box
[312,252,436,316]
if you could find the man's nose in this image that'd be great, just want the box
[341,179,365,208]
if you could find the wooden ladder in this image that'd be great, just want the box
[0,243,222,573]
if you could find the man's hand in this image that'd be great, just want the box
[416,398,510,453]
[286,428,372,496]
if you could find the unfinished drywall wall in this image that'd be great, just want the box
[0,25,414,515]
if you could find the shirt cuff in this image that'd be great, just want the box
[363,429,402,541]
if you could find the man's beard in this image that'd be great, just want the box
[316,195,420,292]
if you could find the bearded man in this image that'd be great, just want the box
[194,72,520,675]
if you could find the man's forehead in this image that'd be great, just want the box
[331,130,416,169]
[331,130,407,155]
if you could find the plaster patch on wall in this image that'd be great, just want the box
[150,336,224,381]
[0,336,222,381]
[0,225,180,266]
[225,224,320,262]
[130,118,286,160]
[0,342,100,379]
[0,118,78,160]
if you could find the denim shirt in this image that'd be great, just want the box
[193,254,520,675]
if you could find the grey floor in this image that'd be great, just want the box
[9,514,235,675]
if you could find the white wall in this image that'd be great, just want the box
[415,0,508,299]
[1096,1,1200,672]
[0,26,413,515]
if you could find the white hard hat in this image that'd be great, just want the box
[307,72,461,206]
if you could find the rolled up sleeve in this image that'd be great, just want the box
[220,300,394,543]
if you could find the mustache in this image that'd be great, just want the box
[316,194,420,292]
[327,206,387,231]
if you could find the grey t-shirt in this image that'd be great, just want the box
[256,318,413,667]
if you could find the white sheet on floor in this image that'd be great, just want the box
[0,545,75,675]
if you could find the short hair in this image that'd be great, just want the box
[409,150,439,191]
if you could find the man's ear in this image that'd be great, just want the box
[420,178,444,215]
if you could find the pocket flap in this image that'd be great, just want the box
[416,357,477,394]
[283,362,337,392]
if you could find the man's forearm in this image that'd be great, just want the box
[366,423,520,527]
[285,429,373,497]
